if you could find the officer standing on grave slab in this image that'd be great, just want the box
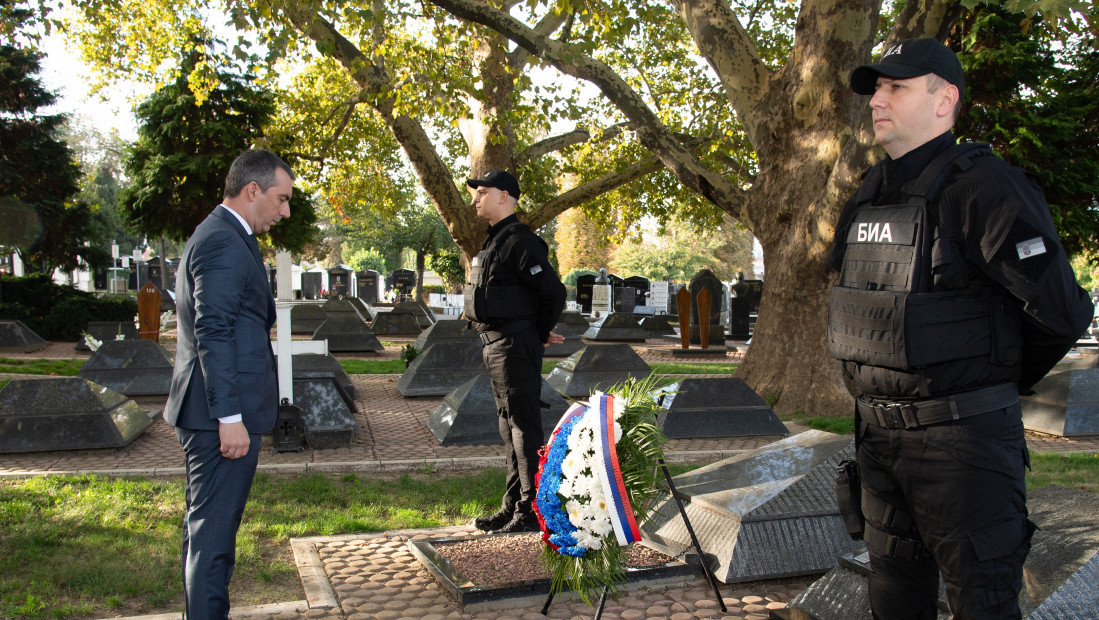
[827,38,1092,620]
[463,169,567,534]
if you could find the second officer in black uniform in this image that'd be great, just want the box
[464,169,566,534]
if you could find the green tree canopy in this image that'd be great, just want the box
[0,26,105,274]
[120,41,318,252]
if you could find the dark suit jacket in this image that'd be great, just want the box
[164,205,278,434]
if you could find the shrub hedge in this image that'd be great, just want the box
[0,274,138,341]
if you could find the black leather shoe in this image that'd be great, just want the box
[474,509,513,532]
[493,512,540,534]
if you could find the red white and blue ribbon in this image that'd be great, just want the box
[592,393,642,546]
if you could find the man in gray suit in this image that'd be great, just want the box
[164,148,292,620]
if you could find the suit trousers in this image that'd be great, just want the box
[175,427,262,620]
[483,326,544,515]
[857,404,1033,620]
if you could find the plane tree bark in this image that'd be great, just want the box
[425,0,965,414]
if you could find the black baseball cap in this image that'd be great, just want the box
[467,169,521,199]
[850,38,965,98]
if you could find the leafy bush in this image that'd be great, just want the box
[0,274,136,341]
[422,284,446,295]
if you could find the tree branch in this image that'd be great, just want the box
[426,0,747,215]
[525,157,666,229]
[516,123,628,164]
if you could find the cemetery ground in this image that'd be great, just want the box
[2,337,1098,619]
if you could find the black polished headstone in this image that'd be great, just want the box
[1020,368,1099,436]
[688,269,726,345]
[301,271,323,300]
[772,485,1099,620]
[0,377,156,453]
[395,301,437,328]
[78,339,174,396]
[545,343,651,397]
[412,319,480,350]
[639,314,676,336]
[655,378,788,438]
[312,316,384,352]
[643,431,862,583]
[581,313,648,342]
[292,353,358,404]
[543,328,585,358]
[321,297,368,322]
[327,265,353,297]
[293,376,358,450]
[397,341,487,397]
[728,296,752,340]
[289,303,328,334]
[370,310,423,335]
[355,269,383,303]
[0,320,48,353]
[576,274,595,314]
[346,297,375,321]
[75,321,141,351]
[427,374,569,444]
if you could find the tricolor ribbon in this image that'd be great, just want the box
[592,393,642,546]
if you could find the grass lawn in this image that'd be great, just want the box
[337,358,739,376]
[0,357,83,377]
[2,456,1096,618]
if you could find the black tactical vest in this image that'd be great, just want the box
[828,143,1021,373]
[463,221,541,324]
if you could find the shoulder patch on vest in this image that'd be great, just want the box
[529,265,542,275]
[1016,237,1046,260]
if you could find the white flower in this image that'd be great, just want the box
[613,396,626,420]
[613,421,623,444]
[566,499,584,526]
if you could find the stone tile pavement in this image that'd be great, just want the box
[3,339,1098,619]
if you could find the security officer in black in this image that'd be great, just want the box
[827,39,1092,620]
[464,169,566,534]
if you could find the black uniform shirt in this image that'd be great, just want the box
[481,214,567,343]
[830,131,1092,396]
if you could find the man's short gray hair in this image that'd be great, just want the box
[223,149,294,200]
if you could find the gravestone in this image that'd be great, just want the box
[613,286,637,313]
[543,328,585,357]
[654,378,788,438]
[397,341,487,396]
[321,297,368,322]
[78,339,174,396]
[346,297,375,322]
[427,373,569,444]
[554,311,590,337]
[590,269,614,316]
[581,312,648,342]
[1020,368,1099,436]
[649,281,671,315]
[0,377,156,453]
[639,314,677,337]
[370,310,422,335]
[742,277,764,313]
[75,321,139,351]
[293,352,358,403]
[0,320,48,353]
[312,316,383,352]
[355,269,383,303]
[624,276,650,309]
[136,280,162,341]
[388,268,416,297]
[728,296,752,340]
[289,303,328,334]
[395,301,437,328]
[643,431,862,583]
[327,264,353,297]
[576,274,595,314]
[412,319,480,350]
[545,343,652,397]
[300,270,323,300]
[293,376,358,449]
[688,269,726,345]
[773,484,1099,620]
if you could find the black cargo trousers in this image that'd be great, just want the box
[482,325,545,516]
[857,403,1035,620]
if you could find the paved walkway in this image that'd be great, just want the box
[3,338,1098,619]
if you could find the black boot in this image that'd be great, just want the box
[494,511,540,534]
[474,508,513,532]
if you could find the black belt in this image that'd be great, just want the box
[477,320,535,346]
[857,383,1018,430]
